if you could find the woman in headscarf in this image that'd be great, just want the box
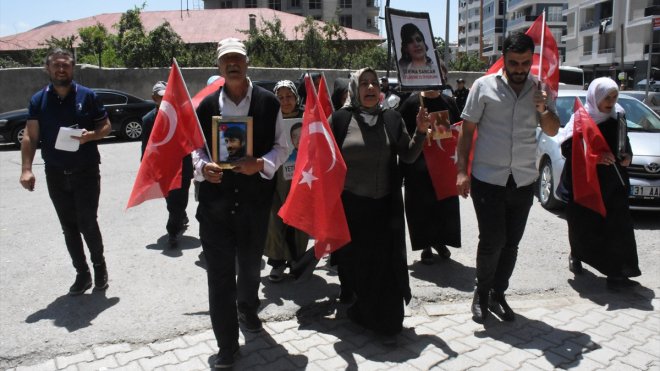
[560,77,640,290]
[329,67,432,343]
[263,80,307,282]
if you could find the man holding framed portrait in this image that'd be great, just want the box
[191,38,288,368]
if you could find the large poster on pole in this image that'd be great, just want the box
[386,7,444,91]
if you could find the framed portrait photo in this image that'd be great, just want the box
[281,118,304,181]
[211,116,253,169]
[386,7,444,91]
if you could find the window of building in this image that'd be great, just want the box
[218,0,233,8]
[547,5,563,22]
[339,15,352,28]
[245,0,257,7]
[269,0,281,10]
[309,0,321,10]
[290,0,301,8]
[340,0,352,8]
[367,17,373,28]
[366,0,376,6]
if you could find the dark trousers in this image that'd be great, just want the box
[165,175,191,236]
[197,198,270,350]
[45,165,105,272]
[471,175,533,294]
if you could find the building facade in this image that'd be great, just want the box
[506,0,567,64]
[563,0,660,86]
[203,0,380,35]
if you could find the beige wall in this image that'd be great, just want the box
[0,64,482,112]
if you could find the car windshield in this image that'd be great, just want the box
[555,95,660,132]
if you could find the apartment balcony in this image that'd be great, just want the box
[365,0,379,17]
[580,19,599,32]
[508,15,536,30]
[507,0,527,11]
[598,48,614,55]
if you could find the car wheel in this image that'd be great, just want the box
[121,118,143,140]
[12,123,26,148]
[538,158,561,210]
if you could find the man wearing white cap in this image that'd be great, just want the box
[141,81,193,246]
[192,37,288,368]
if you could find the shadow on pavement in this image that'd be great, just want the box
[261,273,340,309]
[294,299,457,370]
[205,330,309,370]
[479,313,600,369]
[409,258,476,292]
[25,290,120,332]
[145,233,201,258]
[568,270,655,311]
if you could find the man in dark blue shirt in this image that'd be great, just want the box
[20,48,112,296]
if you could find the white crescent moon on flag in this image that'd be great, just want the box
[308,121,336,172]
[151,101,177,147]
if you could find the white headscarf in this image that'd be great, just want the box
[561,77,625,143]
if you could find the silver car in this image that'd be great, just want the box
[536,90,660,211]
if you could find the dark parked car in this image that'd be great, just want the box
[0,88,155,147]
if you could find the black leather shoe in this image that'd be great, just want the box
[421,248,434,265]
[69,271,92,296]
[93,263,108,290]
[238,309,262,333]
[569,255,583,274]
[214,344,239,369]
[488,290,515,321]
[471,290,489,323]
[434,245,452,259]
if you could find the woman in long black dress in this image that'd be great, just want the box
[560,77,641,290]
[329,67,431,343]
[398,90,462,264]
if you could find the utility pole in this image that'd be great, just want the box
[445,0,450,63]
[620,23,625,88]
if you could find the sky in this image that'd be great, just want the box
[0,0,459,42]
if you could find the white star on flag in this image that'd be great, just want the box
[299,167,318,189]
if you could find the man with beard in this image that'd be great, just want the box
[192,38,287,368]
[223,125,246,162]
[20,48,111,296]
[456,32,559,324]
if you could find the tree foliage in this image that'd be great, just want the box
[450,52,488,72]
[78,23,109,67]
[146,22,185,67]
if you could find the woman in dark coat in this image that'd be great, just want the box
[329,67,431,343]
[560,77,641,290]
[398,90,462,264]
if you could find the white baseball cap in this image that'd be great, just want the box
[217,38,247,60]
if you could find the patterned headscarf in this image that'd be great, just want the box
[347,67,381,115]
[273,80,299,105]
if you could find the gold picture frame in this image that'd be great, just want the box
[211,116,253,169]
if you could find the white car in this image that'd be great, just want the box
[536,90,660,211]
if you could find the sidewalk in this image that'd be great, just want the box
[12,291,659,371]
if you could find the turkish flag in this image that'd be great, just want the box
[317,74,333,119]
[424,118,461,200]
[571,98,610,217]
[126,59,206,209]
[278,75,350,259]
[191,76,224,109]
[486,13,559,99]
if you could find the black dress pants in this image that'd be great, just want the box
[165,174,192,236]
[197,198,270,350]
[45,165,105,272]
[471,175,533,294]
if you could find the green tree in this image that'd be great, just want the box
[242,17,291,67]
[146,21,185,67]
[115,5,148,67]
[41,35,77,51]
[450,52,487,72]
[78,23,109,67]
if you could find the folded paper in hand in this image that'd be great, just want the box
[55,127,84,152]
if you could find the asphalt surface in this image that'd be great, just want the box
[0,139,658,369]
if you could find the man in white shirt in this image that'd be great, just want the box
[192,38,288,368]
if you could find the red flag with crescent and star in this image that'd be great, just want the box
[424,121,462,200]
[317,74,333,119]
[486,13,559,99]
[126,59,206,209]
[571,98,610,217]
[278,75,350,259]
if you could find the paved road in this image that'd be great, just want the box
[0,139,658,369]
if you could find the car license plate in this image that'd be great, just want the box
[630,186,660,198]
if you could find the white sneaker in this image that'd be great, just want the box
[268,265,286,282]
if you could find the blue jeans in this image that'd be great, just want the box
[471,175,533,294]
[45,165,105,272]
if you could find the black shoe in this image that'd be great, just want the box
[214,344,239,369]
[168,233,178,247]
[488,290,515,321]
[290,249,319,282]
[421,248,434,265]
[471,290,489,323]
[238,309,262,333]
[433,245,452,259]
[93,263,108,290]
[181,216,189,227]
[569,255,583,274]
[69,271,92,296]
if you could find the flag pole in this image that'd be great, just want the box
[538,10,546,84]
[173,58,211,158]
